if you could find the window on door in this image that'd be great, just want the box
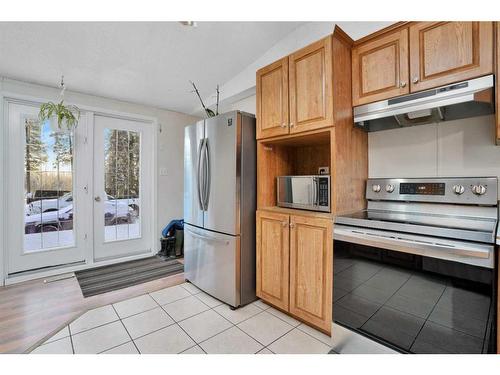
[24,118,75,252]
[103,128,141,242]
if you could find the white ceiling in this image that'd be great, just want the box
[0,22,304,113]
[0,22,390,114]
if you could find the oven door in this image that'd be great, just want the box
[334,225,494,269]
[332,226,496,354]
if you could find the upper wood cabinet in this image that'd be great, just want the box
[352,28,409,106]
[289,215,333,333]
[256,57,290,139]
[256,36,333,139]
[409,22,494,91]
[352,21,494,106]
[289,36,333,134]
[256,210,290,311]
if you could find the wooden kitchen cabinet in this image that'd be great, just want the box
[352,21,494,106]
[256,210,290,311]
[256,36,334,139]
[289,215,333,332]
[256,208,333,333]
[289,36,333,134]
[409,22,494,92]
[352,28,409,106]
[256,57,290,139]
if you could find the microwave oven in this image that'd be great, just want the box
[277,175,330,212]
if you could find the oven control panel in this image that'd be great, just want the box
[366,177,498,205]
[399,182,445,195]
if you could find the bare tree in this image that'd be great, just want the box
[25,119,48,196]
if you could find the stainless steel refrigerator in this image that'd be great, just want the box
[183,111,256,308]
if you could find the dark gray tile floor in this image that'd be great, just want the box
[333,256,492,354]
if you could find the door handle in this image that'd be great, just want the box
[312,178,318,206]
[186,227,230,245]
[94,196,101,202]
[197,139,205,210]
[203,139,211,210]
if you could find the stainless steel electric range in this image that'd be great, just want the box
[333,177,498,354]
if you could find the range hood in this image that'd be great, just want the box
[354,75,495,132]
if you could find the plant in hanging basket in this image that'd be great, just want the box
[39,101,80,132]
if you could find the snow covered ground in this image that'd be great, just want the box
[24,222,141,252]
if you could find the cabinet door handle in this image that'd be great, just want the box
[413,77,419,84]
[281,123,287,128]
[289,222,295,228]
[400,81,406,88]
[289,122,295,128]
[282,221,288,227]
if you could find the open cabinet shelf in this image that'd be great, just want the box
[257,129,333,210]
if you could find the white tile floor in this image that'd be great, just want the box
[30,282,395,354]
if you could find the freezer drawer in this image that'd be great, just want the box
[184,224,240,307]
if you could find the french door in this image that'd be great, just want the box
[6,102,88,273]
[5,101,154,275]
[92,115,153,261]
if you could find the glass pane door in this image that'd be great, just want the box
[103,128,141,242]
[93,115,153,261]
[7,102,87,274]
[24,118,75,251]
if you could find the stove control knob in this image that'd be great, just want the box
[372,184,381,193]
[452,185,465,195]
[472,184,487,195]
[385,184,395,193]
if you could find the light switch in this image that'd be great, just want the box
[159,167,168,176]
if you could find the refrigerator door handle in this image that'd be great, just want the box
[197,138,205,211]
[185,226,230,245]
[203,138,211,210]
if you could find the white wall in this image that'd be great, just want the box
[222,94,256,115]
[369,115,500,198]
[219,97,500,203]
[198,22,394,115]
[0,77,199,260]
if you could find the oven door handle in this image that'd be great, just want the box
[333,225,494,268]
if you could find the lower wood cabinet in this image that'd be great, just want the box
[256,210,290,311]
[256,209,333,333]
[289,215,333,332]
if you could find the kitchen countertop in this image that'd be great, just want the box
[259,206,335,220]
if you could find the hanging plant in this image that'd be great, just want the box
[38,76,80,132]
[39,101,80,132]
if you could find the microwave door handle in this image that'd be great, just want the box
[313,178,318,206]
